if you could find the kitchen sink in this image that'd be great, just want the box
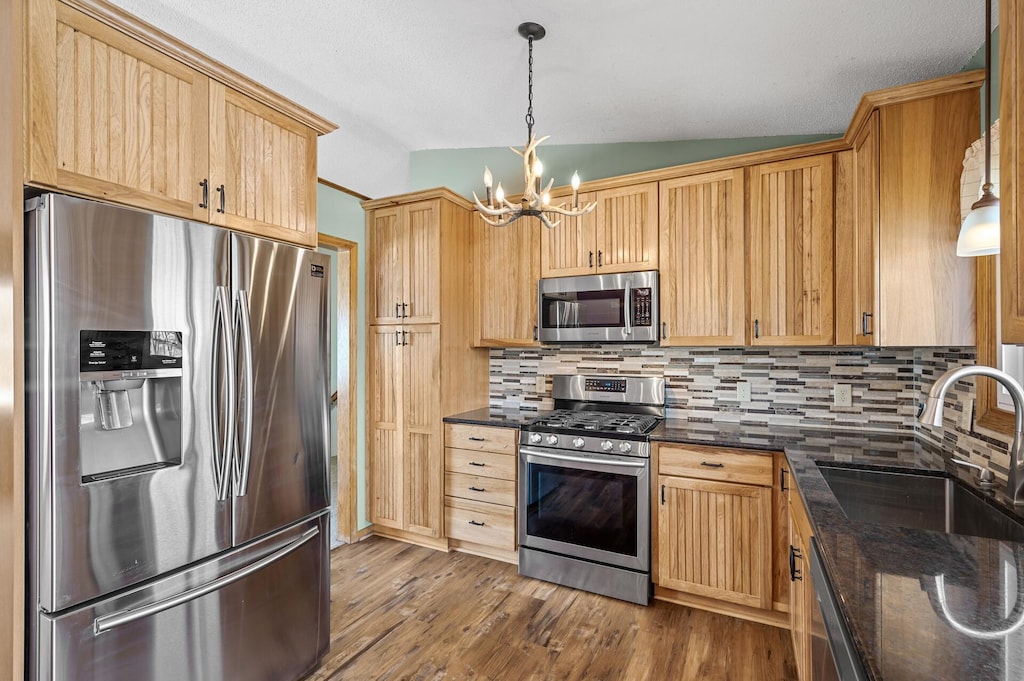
[817,465,1024,543]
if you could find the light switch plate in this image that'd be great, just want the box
[834,384,852,408]
[737,381,751,402]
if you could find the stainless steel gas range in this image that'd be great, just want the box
[518,374,665,605]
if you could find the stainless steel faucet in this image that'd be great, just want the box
[920,365,1024,506]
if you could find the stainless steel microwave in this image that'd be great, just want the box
[537,270,659,343]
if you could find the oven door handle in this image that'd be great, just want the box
[521,448,647,469]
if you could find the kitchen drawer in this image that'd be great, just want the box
[658,444,774,486]
[445,497,515,551]
[444,423,518,454]
[445,447,516,480]
[445,471,515,507]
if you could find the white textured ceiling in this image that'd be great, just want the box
[109,0,994,197]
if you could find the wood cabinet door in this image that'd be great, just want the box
[475,212,540,346]
[402,325,441,537]
[368,207,404,325]
[789,516,810,681]
[852,114,879,345]
[27,1,209,220]
[659,170,746,345]
[594,183,659,273]
[657,476,772,609]
[1002,0,1024,342]
[877,92,977,346]
[368,325,404,530]
[209,81,317,247]
[402,201,441,324]
[748,155,835,345]
[540,191,597,277]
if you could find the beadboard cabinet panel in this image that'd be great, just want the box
[475,212,541,346]
[659,170,746,345]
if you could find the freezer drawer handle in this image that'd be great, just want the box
[93,526,320,635]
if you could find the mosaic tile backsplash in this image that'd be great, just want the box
[489,345,1015,479]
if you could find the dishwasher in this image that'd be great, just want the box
[808,538,870,681]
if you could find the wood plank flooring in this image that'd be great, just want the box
[310,537,798,681]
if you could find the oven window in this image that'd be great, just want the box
[541,291,625,329]
[524,462,638,556]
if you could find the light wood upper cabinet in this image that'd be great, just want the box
[474,212,541,346]
[657,475,772,610]
[209,82,318,246]
[368,200,441,325]
[748,154,835,345]
[25,0,334,247]
[541,183,657,277]
[837,86,979,346]
[659,169,746,345]
[541,191,596,277]
[368,324,442,538]
[1003,0,1024,342]
[27,1,210,221]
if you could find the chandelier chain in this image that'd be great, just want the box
[526,36,534,138]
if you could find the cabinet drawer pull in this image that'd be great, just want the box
[700,461,725,468]
[468,436,486,441]
[395,303,400,318]
[468,461,486,467]
[394,331,400,346]
[754,318,760,339]
[403,302,409,318]
[662,322,667,340]
[215,184,225,214]
[469,486,486,492]
[589,251,594,268]
[467,520,486,526]
[597,250,603,267]
[533,325,538,341]
[198,179,209,208]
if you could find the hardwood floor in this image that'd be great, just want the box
[311,536,798,681]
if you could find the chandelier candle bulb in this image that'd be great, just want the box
[495,183,505,205]
[571,171,581,207]
[483,166,493,207]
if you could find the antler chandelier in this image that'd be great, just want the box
[472,22,596,229]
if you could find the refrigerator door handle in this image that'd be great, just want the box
[212,286,237,501]
[92,525,320,635]
[234,289,255,496]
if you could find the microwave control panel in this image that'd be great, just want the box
[631,288,653,326]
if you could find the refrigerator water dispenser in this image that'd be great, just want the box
[78,330,184,482]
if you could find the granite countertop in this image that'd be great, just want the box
[445,411,1024,680]
[443,407,539,428]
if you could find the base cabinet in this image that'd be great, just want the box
[443,424,518,562]
[653,444,779,618]
[788,482,814,680]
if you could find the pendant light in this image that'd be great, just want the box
[472,23,596,229]
[957,0,1000,256]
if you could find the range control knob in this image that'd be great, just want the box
[601,440,614,452]
[546,435,559,446]
[572,437,586,449]
[619,442,632,454]
[528,432,542,444]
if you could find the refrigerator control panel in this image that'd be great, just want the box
[80,330,184,373]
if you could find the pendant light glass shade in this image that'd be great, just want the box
[957,191,1000,256]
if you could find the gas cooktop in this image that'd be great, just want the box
[525,409,660,436]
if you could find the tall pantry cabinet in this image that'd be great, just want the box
[363,188,488,546]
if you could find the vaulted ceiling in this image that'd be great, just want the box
[110,0,995,198]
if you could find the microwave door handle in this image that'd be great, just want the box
[624,281,633,335]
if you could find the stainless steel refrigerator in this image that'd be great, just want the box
[25,193,331,681]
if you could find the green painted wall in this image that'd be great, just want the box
[409,134,839,199]
[316,183,370,531]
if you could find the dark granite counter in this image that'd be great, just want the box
[443,407,538,428]
[653,420,1024,681]
[445,412,1024,680]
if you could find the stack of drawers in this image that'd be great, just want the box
[443,423,518,563]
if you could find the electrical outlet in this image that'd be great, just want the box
[535,375,546,393]
[959,397,974,430]
[736,381,751,402]
[834,384,852,408]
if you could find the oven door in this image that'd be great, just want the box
[537,271,658,343]
[518,446,650,572]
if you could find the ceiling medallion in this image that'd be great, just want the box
[473,22,596,229]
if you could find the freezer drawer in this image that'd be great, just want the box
[34,514,329,681]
